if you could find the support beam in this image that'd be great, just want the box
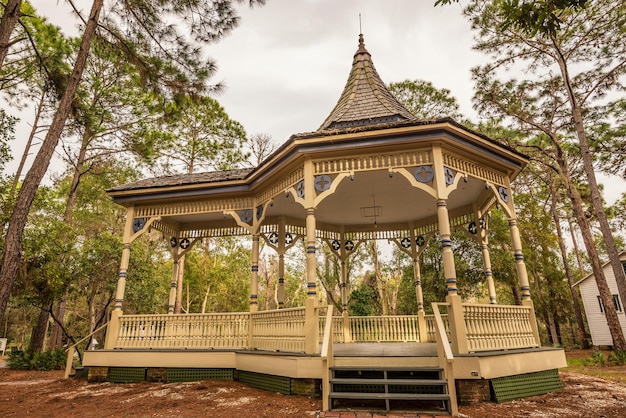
[277,217,286,309]
[436,199,457,296]
[509,218,531,301]
[305,208,317,300]
[168,258,180,314]
[250,234,260,312]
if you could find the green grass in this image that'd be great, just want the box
[565,349,626,383]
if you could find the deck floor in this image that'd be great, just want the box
[333,342,437,357]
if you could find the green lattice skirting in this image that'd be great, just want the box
[238,370,292,395]
[167,368,234,382]
[491,369,563,403]
[108,367,146,383]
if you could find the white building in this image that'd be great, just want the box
[574,251,626,347]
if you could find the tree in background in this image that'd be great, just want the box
[466,0,626,350]
[0,109,15,176]
[388,79,463,120]
[154,96,249,175]
[0,0,265,333]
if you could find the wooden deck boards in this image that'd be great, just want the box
[333,342,437,357]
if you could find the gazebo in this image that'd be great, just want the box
[77,34,566,415]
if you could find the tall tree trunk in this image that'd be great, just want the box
[554,39,626,327]
[11,90,46,196]
[28,301,52,354]
[552,140,626,350]
[0,0,22,68]
[567,217,586,275]
[64,127,91,223]
[549,177,591,348]
[0,0,104,329]
[48,299,66,350]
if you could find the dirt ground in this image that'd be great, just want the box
[1,351,626,417]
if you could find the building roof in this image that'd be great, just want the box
[317,34,416,131]
[107,34,526,197]
[107,168,253,193]
[572,251,626,287]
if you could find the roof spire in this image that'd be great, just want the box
[317,34,415,131]
[357,33,367,54]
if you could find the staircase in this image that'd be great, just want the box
[328,365,452,414]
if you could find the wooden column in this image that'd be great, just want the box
[250,234,260,312]
[509,218,531,301]
[481,237,497,304]
[437,199,458,296]
[277,217,286,308]
[305,208,317,300]
[168,258,180,314]
[105,206,134,349]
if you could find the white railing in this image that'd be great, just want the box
[462,303,539,352]
[116,313,249,349]
[250,307,307,352]
[349,315,420,342]
[319,314,438,343]
[425,313,449,343]
[318,315,347,342]
[111,302,538,355]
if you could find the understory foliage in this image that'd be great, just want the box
[7,348,65,370]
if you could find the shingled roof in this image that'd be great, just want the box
[318,34,416,131]
[107,168,253,192]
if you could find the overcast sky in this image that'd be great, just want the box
[7,0,626,203]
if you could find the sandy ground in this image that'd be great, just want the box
[1,352,626,417]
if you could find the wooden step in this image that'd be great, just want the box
[329,391,451,401]
[330,366,443,372]
[330,377,447,386]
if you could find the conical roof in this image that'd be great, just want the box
[318,34,415,131]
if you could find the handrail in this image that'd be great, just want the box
[320,305,334,358]
[432,303,453,361]
[432,303,457,416]
[64,321,109,379]
[320,305,334,412]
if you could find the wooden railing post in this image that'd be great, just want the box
[446,294,468,354]
[304,298,319,354]
[103,310,121,349]
[523,299,541,346]
[417,310,428,343]
[342,310,352,343]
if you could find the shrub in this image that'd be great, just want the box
[608,350,626,366]
[584,350,606,367]
[7,348,66,370]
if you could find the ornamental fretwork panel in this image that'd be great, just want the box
[314,150,432,175]
[134,197,255,218]
[443,152,505,186]
[256,167,304,203]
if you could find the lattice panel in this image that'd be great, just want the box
[167,368,234,382]
[491,369,563,403]
[108,367,146,383]
[314,150,432,175]
[238,371,292,395]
